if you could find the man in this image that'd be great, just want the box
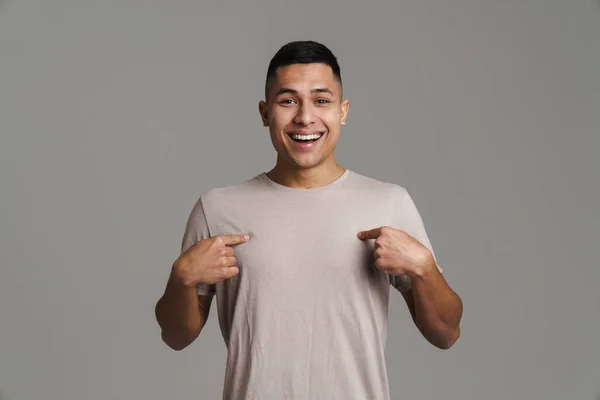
[155,40,463,400]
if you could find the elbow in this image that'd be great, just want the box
[434,325,460,350]
[429,300,463,350]
[161,329,197,351]
[155,307,200,351]
[418,318,461,350]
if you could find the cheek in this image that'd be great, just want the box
[270,111,294,130]
[321,109,341,127]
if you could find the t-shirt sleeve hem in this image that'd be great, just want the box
[390,264,443,292]
[197,285,216,296]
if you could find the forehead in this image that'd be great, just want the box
[271,63,340,94]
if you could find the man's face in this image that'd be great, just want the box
[259,63,349,171]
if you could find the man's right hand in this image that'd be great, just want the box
[172,234,250,288]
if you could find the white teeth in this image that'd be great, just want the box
[291,133,323,140]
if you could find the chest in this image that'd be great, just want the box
[212,201,392,296]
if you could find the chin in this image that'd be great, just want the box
[284,155,323,169]
[289,160,320,169]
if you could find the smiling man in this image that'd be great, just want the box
[155,40,463,400]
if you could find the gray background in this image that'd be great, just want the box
[1,0,599,399]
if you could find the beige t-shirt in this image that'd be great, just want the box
[181,169,441,400]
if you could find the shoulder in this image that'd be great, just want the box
[191,173,264,212]
[346,170,409,201]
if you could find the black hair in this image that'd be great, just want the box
[264,40,342,99]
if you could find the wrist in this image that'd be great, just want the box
[171,261,195,289]
[407,257,437,280]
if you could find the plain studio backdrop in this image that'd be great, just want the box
[1,0,599,399]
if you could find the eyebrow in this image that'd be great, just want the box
[275,87,335,96]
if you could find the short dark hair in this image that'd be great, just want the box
[265,40,342,99]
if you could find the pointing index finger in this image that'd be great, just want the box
[218,233,250,245]
[357,228,381,240]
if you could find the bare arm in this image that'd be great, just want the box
[154,233,248,351]
[401,264,462,349]
[357,226,462,350]
[155,264,214,350]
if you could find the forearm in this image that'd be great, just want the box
[155,265,205,350]
[408,264,463,349]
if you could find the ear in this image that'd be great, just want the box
[340,99,350,126]
[258,100,269,127]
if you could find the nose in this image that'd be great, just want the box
[293,102,316,125]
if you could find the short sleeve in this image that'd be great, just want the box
[389,188,443,292]
[181,196,217,296]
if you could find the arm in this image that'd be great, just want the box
[154,263,214,351]
[401,262,462,349]
[157,195,246,350]
[357,223,462,350]
[155,232,246,350]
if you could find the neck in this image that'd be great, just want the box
[266,161,346,189]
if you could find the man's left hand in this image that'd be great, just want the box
[357,226,434,276]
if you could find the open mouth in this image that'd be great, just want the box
[287,132,325,144]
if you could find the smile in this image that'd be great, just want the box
[287,132,324,143]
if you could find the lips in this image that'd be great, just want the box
[287,131,325,139]
[286,131,326,149]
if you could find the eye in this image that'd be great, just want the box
[316,99,331,104]
[279,99,296,105]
